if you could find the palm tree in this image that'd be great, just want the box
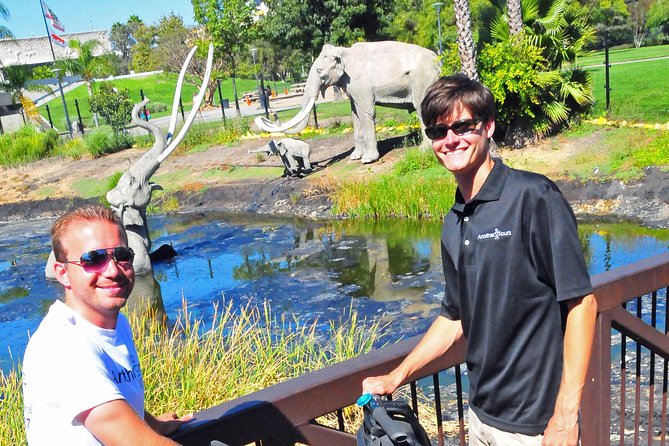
[59,39,113,127]
[507,0,524,35]
[453,0,479,79]
[0,2,12,40]
[1,65,52,127]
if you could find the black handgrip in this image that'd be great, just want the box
[371,404,408,443]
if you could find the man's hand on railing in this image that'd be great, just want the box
[362,371,404,396]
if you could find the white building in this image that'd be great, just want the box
[0,30,110,70]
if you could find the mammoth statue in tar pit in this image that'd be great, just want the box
[255,41,440,164]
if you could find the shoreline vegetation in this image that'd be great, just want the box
[1,301,386,445]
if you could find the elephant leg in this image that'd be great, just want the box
[350,104,366,160]
[302,154,312,170]
[360,109,379,164]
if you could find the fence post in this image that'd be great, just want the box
[74,99,85,134]
[179,98,185,121]
[45,104,54,128]
[217,79,226,124]
[312,103,319,129]
[604,30,611,112]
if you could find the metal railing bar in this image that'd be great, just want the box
[433,373,444,446]
[592,252,669,312]
[663,286,668,446]
[410,381,419,418]
[635,297,642,446]
[621,302,628,446]
[454,365,465,446]
[649,291,657,446]
[336,409,345,432]
[610,307,669,358]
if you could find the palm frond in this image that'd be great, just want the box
[541,99,569,124]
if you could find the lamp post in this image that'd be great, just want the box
[433,2,444,55]
[51,68,73,138]
[250,48,269,119]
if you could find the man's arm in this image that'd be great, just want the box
[543,293,598,446]
[78,399,190,445]
[362,315,463,395]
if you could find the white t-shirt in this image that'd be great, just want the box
[23,300,144,445]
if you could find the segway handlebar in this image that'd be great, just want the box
[356,393,408,443]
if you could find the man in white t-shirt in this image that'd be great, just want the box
[23,206,191,445]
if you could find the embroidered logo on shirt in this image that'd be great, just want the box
[477,228,512,241]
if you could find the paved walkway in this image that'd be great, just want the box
[129,88,338,136]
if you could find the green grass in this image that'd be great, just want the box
[39,73,289,130]
[577,44,669,67]
[586,57,669,122]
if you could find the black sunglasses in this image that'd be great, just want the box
[61,246,135,271]
[425,118,482,140]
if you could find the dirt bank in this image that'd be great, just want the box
[1,130,668,228]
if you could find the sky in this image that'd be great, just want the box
[2,0,197,39]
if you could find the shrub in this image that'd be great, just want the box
[88,82,134,135]
[84,129,132,157]
[0,125,59,166]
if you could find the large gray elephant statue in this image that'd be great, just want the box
[255,41,440,164]
[45,45,214,278]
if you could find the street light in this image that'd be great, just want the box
[249,47,269,119]
[51,68,73,139]
[433,2,444,55]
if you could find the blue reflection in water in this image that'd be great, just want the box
[0,214,667,375]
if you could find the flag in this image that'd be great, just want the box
[42,0,64,32]
[41,0,66,47]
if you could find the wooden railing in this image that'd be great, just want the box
[173,252,669,446]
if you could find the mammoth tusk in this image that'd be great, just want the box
[166,46,198,143]
[254,98,315,134]
[159,43,215,163]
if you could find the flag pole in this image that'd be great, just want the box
[39,0,72,138]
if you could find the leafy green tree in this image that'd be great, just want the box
[130,22,159,72]
[260,0,395,57]
[87,82,134,136]
[647,0,669,41]
[31,65,55,80]
[58,39,114,127]
[191,0,257,114]
[110,22,134,74]
[0,2,12,40]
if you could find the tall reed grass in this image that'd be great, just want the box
[332,148,456,220]
[0,300,384,445]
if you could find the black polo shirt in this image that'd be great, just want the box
[440,159,592,435]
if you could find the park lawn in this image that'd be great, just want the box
[587,57,669,122]
[577,43,669,67]
[39,73,290,131]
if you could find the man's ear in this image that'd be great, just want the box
[54,262,71,289]
[485,120,495,139]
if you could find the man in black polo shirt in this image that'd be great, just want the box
[362,75,597,445]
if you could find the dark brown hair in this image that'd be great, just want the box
[421,74,496,127]
[51,206,125,261]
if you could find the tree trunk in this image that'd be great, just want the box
[87,81,99,127]
[453,0,479,80]
[507,0,524,35]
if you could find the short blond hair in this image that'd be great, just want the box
[51,206,125,261]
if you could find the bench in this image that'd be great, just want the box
[291,83,306,93]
